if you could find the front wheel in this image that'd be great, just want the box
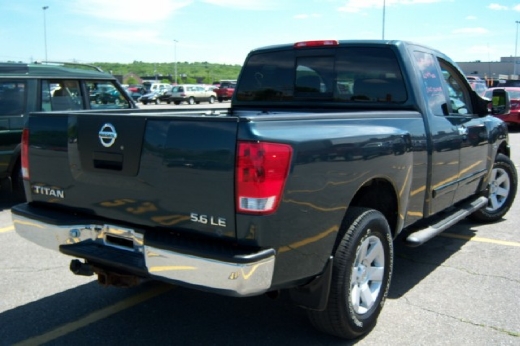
[307,207,393,339]
[470,153,517,222]
[209,96,215,104]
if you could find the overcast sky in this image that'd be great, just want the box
[2,0,520,65]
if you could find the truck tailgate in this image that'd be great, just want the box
[26,113,239,240]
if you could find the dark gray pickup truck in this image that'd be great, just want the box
[11,40,517,339]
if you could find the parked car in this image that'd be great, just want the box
[142,82,171,93]
[497,80,520,87]
[138,91,162,105]
[484,87,520,126]
[165,84,216,105]
[215,81,236,102]
[124,86,146,102]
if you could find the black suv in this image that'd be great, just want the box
[0,62,137,200]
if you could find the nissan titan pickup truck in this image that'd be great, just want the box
[11,40,517,339]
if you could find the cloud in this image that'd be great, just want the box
[201,0,280,10]
[338,0,445,13]
[452,27,489,34]
[67,0,192,22]
[466,15,477,20]
[514,4,520,11]
[488,3,508,10]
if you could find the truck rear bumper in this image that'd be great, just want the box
[11,204,275,297]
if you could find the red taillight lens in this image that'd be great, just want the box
[21,128,29,180]
[236,141,292,214]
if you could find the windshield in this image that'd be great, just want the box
[236,47,407,104]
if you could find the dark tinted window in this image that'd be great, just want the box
[236,47,406,103]
[0,80,26,115]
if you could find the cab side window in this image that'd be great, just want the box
[438,59,472,115]
[0,80,26,116]
[413,51,447,116]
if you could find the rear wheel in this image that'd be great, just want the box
[470,153,517,222]
[174,101,180,105]
[307,207,393,339]
[188,97,195,105]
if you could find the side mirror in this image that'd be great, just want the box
[490,89,510,115]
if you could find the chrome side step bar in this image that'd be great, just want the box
[405,196,488,247]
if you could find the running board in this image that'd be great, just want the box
[404,196,488,247]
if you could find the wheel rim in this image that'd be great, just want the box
[350,235,385,315]
[486,166,510,212]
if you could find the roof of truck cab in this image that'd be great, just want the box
[0,62,117,80]
[248,39,439,55]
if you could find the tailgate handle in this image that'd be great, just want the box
[93,152,123,171]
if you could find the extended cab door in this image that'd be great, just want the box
[437,59,490,204]
[413,51,489,215]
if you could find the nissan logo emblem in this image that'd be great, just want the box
[98,123,118,148]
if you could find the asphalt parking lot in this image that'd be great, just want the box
[0,116,518,345]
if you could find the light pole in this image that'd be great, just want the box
[174,39,178,84]
[515,21,520,76]
[43,6,49,61]
[382,0,386,40]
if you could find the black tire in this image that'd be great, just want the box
[209,96,215,104]
[142,101,148,105]
[307,207,393,339]
[155,99,159,105]
[188,97,195,105]
[470,153,517,222]
[218,97,223,103]
[174,101,180,105]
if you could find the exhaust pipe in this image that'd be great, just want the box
[70,259,94,276]
[69,259,141,287]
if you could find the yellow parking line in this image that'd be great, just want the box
[441,232,520,247]
[0,225,14,233]
[14,283,174,346]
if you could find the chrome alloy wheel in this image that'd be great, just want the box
[486,166,511,212]
[350,235,385,315]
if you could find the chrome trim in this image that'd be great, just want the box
[12,213,275,296]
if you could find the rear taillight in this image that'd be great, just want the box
[21,128,29,180]
[236,141,292,214]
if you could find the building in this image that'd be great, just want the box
[457,57,520,86]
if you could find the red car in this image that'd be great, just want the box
[483,87,520,126]
[215,81,236,102]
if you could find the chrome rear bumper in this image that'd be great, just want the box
[11,205,275,296]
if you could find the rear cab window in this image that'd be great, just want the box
[236,46,407,104]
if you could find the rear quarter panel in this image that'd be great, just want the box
[234,111,428,287]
